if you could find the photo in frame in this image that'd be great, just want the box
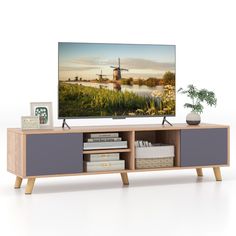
[21,116,40,130]
[30,102,53,129]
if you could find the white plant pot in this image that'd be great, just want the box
[186,112,201,125]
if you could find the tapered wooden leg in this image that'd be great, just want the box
[25,178,36,194]
[14,176,23,188]
[213,167,222,181]
[196,168,203,177]
[120,173,129,185]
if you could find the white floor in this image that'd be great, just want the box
[1,166,236,236]
[1,131,236,236]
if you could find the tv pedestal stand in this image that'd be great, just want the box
[162,116,173,126]
[7,123,229,194]
[62,119,71,129]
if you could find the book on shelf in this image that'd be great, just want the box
[84,160,125,172]
[84,153,120,162]
[87,137,122,142]
[87,133,119,138]
[83,141,128,150]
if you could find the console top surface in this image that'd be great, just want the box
[8,123,229,135]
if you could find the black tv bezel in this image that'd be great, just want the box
[58,42,176,120]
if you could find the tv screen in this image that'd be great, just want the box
[58,42,176,118]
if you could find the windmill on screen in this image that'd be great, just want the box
[110,58,129,81]
[96,70,107,81]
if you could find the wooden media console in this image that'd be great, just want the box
[7,123,230,194]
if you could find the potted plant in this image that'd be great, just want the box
[178,85,217,125]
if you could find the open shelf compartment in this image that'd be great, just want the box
[82,131,135,171]
[134,130,180,169]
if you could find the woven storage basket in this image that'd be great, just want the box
[136,144,174,159]
[136,157,174,169]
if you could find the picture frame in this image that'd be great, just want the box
[30,102,53,129]
[21,116,40,130]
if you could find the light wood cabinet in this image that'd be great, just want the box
[7,123,230,194]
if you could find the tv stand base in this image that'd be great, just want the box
[7,123,228,194]
[162,116,173,126]
[196,168,203,177]
[62,119,71,129]
[213,167,222,181]
[14,176,23,188]
[12,167,222,194]
[120,173,129,185]
[25,178,36,194]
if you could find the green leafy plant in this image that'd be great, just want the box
[178,85,217,113]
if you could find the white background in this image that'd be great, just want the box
[0,0,236,235]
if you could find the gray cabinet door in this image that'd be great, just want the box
[26,133,83,176]
[180,128,228,167]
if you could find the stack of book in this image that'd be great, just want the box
[84,153,125,172]
[83,133,128,150]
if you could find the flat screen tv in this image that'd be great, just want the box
[58,42,176,119]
